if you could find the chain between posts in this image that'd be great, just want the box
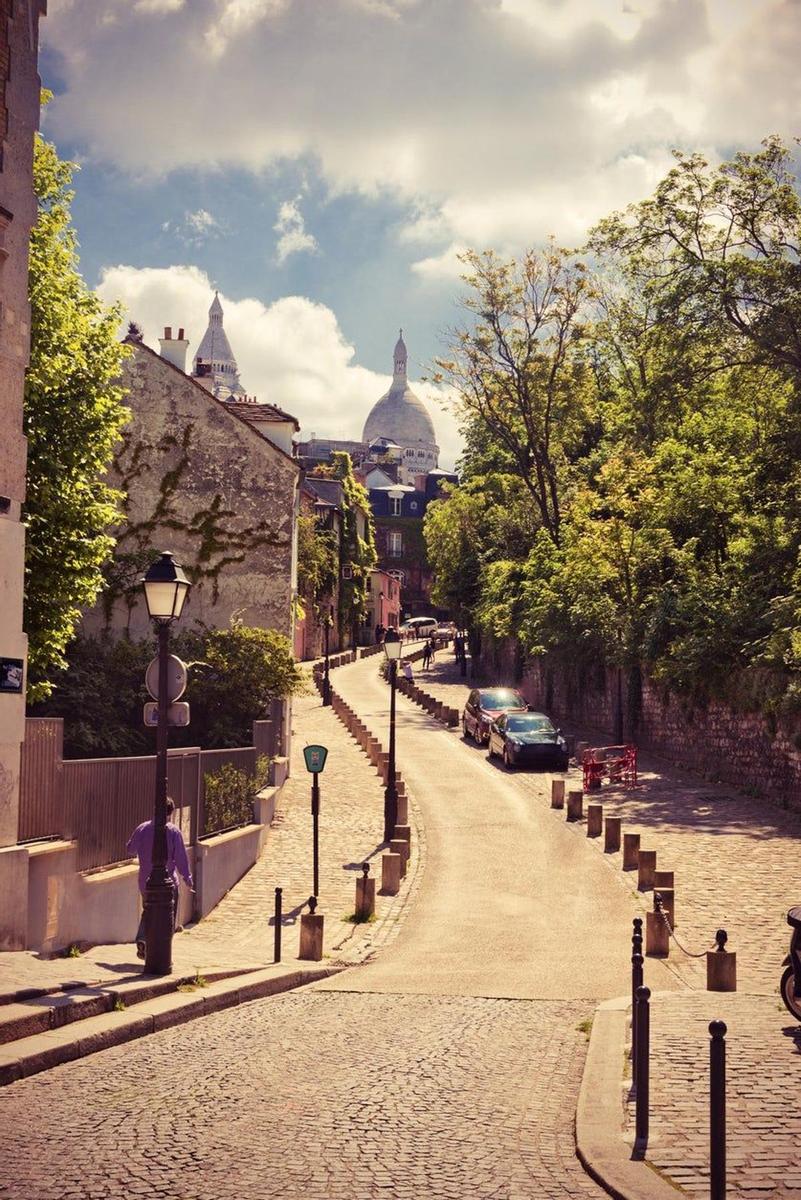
[654,892,721,960]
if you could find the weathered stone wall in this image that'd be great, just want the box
[83,343,300,642]
[522,654,801,810]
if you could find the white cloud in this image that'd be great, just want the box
[134,0,185,13]
[43,1,797,263]
[273,197,319,264]
[162,208,223,246]
[95,264,463,469]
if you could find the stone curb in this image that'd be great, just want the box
[0,964,344,1087]
[576,995,685,1200]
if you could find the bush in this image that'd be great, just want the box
[33,619,304,758]
[203,755,270,836]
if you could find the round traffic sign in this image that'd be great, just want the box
[145,655,188,704]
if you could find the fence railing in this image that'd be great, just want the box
[19,716,279,870]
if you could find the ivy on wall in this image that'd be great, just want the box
[330,452,377,639]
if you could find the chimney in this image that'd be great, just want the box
[159,325,190,373]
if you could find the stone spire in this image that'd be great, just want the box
[393,329,407,381]
[192,291,246,400]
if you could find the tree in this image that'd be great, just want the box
[329,452,377,639]
[24,129,130,702]
[296,513,338,619]
[433,246,594,546]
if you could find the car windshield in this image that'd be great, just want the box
[506,715,555,734]
[481,690,525,711]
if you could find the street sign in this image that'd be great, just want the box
[303,744,328,774]
[145,654,188,703]
[143,701,191,728]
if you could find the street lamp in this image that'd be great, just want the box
[322,604,333,706]
[140,550,191,975]
[382,627,402,842]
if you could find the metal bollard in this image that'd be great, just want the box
[273,886,282,963]
[709,1020,727,1200]
[631,948,643,1079]
[634,985,651,1156]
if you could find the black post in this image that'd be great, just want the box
[322,614,331,706]
[311,774,320,899]
[144,621,175,975]
[634,985,651,1156]
[274,887,282,963]
[384,658,398,842]
[632,951,644,1083]
[710,1020,727,1200]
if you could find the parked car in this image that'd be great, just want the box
[487,711,569,771]
[399,616,438,639]
[462,687,528,746]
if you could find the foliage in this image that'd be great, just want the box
[426,136,801,719]
[24,129,131,701]
[296,513,338,618]
[328,452,377,636]
[202,755,269,836]
[34,619,303,757]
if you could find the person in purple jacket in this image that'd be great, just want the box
[127,797,193,959]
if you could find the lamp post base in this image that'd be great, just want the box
[143,880,175,975]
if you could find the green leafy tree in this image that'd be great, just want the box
[296,513,338,619]
[24,129,130,701]
[329,452,377,639]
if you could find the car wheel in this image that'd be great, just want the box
[503,746,513,770]
[781,966,801,1021]
[462,718,470,741]
[557,755,570,772]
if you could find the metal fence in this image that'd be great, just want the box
[18,717,279,870]
[17,719,64,842]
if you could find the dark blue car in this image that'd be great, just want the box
[487,712,569,771]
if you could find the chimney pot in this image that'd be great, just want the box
[178,328,185,340]
[164,326,172,340]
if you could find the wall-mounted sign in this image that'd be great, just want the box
[303,744,328,774]
[0,658,24,693]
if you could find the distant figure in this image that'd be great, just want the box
[402,659,414,684]
[422,639,434,670]
[127,797,193,959]
[375,622,385,644]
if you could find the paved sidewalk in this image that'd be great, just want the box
[0,682,419,999]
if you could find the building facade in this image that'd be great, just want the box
[0,0,45,877]
[84,340,301,642]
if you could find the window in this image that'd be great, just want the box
[390,496,402,516]
[388,530,403,558]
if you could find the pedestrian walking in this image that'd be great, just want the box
[422,639,433,670]
[127,798,193,959]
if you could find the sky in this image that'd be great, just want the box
[39,0,801,471]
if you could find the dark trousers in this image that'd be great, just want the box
[136,881,178,944]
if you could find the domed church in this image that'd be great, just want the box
[362,331,439,484]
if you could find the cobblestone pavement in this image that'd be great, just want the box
[627,992,801,1198]
[0,988,601,1200]
[2,682,419,995]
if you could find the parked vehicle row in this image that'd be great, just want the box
[462,687,569,772]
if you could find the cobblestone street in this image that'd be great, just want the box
[0,989,600,1200]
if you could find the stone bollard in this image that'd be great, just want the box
[638,849,657,891]
[551,779,566,809]
[381,853,401,895]
[587,802,603,837]
[622,832,641,871]
[355,863,375,921]
[299,896,324,961]
[448,708,459,727]
[645,896,670,957]
[566,789,584,822]
[707,929,737,992]
[394,823,411,846]
[389,837,409,876]
[604,815,622,853]
[654,870,674,890]
[396,792,409,826]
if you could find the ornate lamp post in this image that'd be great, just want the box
[140,550,191,975]
[382,627,403,842]
[322,605,333,707]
